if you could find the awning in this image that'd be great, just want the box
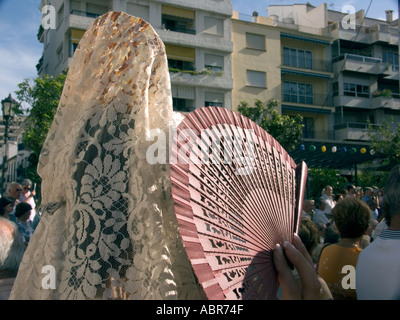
[281,68,332,79]
[162,5,195,19]
[280,32,330,45]
[70,29,85,44]
[165,44,195,62]
[282,105,331,115]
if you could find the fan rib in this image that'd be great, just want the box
[170,107,307,300]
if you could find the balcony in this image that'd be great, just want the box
[369,23,399,45]
[372,92,400,110]
[69,10,104,29]
[333,54,399,79]
[162,10,196,36]
[162,20,196,35]
[282,57,333,73]
[71,10,103,19]
[334,122,375,141]
[282,92,334,107]
[169,68,233,90]
[334,95,373,109]
[324,21,399,45]
[334,54,382,74]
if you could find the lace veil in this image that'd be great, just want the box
[10,12,203,299]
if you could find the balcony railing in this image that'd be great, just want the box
[168,59,195,72]
[163,25,196,35]
[282,92,334,107]
[345,53,382,64]
[333,122,379,141]
[70,10,104,19]
[282,57,333,73]
[162,15,196,35]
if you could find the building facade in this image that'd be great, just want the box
[37,1,399,141]
[263,3,399,142]
[37,0,234,111]
[231,9,334,141]
[3,1,397,181]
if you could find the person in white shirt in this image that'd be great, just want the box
[321,185,335,218]
[19,179,36,222]
[356,164,400,300]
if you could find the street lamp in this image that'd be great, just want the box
[1,94,17,195]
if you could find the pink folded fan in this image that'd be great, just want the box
[170,107,307,300]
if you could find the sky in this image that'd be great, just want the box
[0,0,398,109]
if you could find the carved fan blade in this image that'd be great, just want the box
[170,107,307,300]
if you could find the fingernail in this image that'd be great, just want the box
[283,241,290,248]
[275,243,282,251]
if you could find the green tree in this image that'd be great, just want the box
[307,168,348,200]
[15,70,67,197]
[368,118,400,167]
[357,169,388,189]
[237,99,303,152]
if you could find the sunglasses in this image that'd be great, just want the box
[16,189,22,192]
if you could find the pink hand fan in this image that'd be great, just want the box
[170,106,307,300]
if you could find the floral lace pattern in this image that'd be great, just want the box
[10,12,201,300]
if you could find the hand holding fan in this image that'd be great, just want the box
[170,107,307,300]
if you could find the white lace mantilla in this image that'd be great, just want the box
[10,12,202,300]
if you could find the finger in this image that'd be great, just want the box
[273,243,301,300]
[292,233,314,267]
[283,241,322,300]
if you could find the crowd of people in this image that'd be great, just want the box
[297,165,400,300]
[1,166,400,300]
[0,179,40,299]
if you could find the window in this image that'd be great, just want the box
[246,70,266,88]
[246,33,265,51]
[205,102,223,107]
[283,47,313,69]
[69,29,85,57]
[56,44,63,65]
[57,4,64,29]
[204,16,223,36]
[168,59,195,71]
[162,6,195,35]
[126,3,149,22]
[204,54,224,72]
[333,82,339,96]
[173,98,195,112]
[283,81,313,104]
[344,83,369,98]
[70,43,78,57]
[86,3,109,16]
[205,92,224,108]
[303,117,314,139]
[166,44,195,71]
[383,51,399,71]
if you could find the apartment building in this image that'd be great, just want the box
[37,0,233,112]
[231,9,334,141]
[264,3,399,143]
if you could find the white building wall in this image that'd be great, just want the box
[40,0,233,110]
